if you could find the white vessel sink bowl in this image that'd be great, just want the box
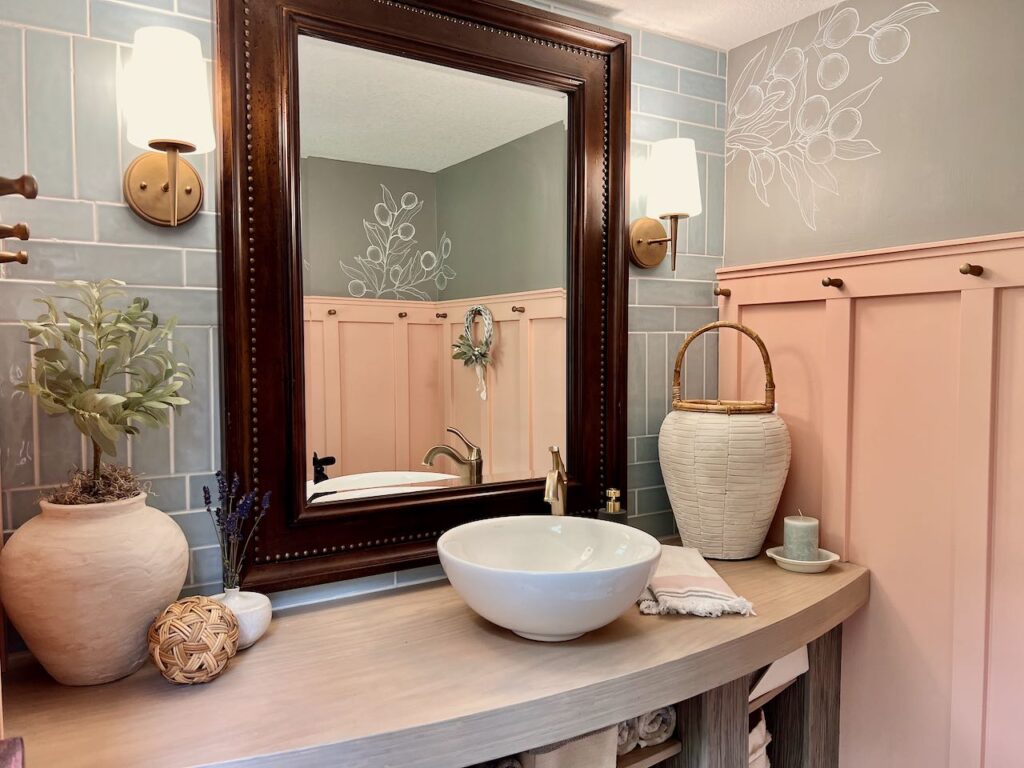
[438,516,661,642]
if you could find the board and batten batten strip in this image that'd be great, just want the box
[948,288,997,768]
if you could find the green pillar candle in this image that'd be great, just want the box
[783,515,819,561]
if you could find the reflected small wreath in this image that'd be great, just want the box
[452,305,493,400]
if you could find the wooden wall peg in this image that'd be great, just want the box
[0,175,38,199]
[0,223,29,240]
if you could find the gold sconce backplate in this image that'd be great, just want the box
[628,217,669,269]
[123,151,204,227]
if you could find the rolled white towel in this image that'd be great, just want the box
[617,717,639,755]
[637,707,677,748]
[749,711,772,768]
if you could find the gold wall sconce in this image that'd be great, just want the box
[119,27,215,227]
[629,138,703,271]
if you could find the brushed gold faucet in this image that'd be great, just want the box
[543,446,568,516]
[422,427,482,484]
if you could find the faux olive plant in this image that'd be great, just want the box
[19,279,192,499]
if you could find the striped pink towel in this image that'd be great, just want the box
[638,546,754,617]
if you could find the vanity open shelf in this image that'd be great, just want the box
[618,739,683,768]
[2,556,867,767]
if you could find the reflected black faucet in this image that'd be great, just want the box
[312,452,336,484]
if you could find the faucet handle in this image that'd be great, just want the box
[446,427,481,458]
[548,445,567,478]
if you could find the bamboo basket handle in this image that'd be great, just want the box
[672,321,775,410]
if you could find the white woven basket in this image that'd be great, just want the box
[659,322,791,559]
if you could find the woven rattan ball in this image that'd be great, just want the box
[148,596,240,684]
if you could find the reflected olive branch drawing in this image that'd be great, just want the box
[337,184,456,300]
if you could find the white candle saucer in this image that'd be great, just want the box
[766,546,840,574]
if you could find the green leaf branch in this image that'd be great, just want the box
[19,279,193,484]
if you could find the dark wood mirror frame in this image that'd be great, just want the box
[215,0,630,593]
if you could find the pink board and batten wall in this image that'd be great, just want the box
[715,232,1024,768]
[303,288,566,483]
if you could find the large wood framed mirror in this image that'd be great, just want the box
[216,0,629,592]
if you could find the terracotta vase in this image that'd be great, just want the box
[214,587,272,649]
[0,493,189,686]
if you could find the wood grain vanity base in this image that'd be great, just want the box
[2,557,868,768]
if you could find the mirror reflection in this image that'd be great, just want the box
[298,37,569,504]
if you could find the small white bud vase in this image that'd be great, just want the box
[213,587,271,649]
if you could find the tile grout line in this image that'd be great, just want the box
[632,53,727,82]
[0,277,219,291]
[68,35,79,199]
[634,81,726,107]
[631,109,725,137]
[20,27,27,175]
[207,327,216,471]
[28,342,40,488]
[0,25,214,62]
[703,150,709,257]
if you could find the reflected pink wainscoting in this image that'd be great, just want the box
[303,288,566,481]
[717,232,1024,768]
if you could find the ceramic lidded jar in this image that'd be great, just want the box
[0,493,189,685]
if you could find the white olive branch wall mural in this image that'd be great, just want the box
[338,185,456,299]
[726,1,939,230]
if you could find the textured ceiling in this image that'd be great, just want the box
[298,37,567,172]
[554,0,841,52]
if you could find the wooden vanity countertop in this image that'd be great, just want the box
[2,556,868,768]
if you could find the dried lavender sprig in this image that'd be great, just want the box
[236,492,271,580]
[204,474,271,589]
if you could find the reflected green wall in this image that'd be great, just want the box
[300,122,567,301]
[436,122,567,300]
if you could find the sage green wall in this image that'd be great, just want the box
[435,122,567,300]
[725,0,1024,265]
[300,158,438,299]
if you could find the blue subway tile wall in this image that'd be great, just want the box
[0,1,725,606]
[623,27,725,539]
[0,2,222,598]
